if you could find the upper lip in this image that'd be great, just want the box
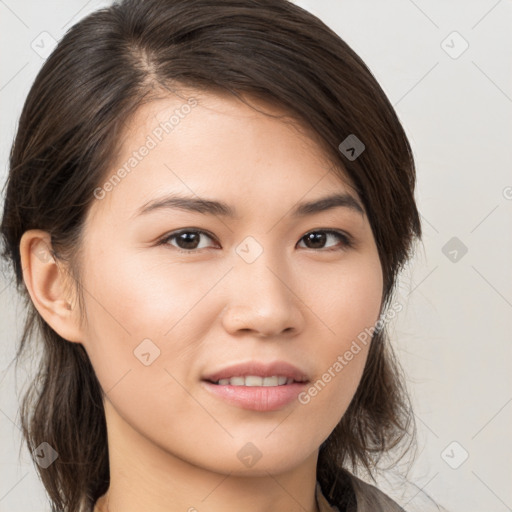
[202,361,310,383]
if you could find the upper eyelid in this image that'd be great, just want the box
[162,228,217,244]
[160,228,353,247]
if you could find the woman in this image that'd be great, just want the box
[0,0,424,510]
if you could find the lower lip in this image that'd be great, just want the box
[201,380,308,412]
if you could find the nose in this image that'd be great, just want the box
[221,250,305,339]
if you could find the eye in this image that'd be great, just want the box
[297,230,353,251]
[158,228,353,254]
[159,229,218,254]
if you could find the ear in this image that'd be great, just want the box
[19,229,84,343]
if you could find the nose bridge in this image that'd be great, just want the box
[221,234,303,337]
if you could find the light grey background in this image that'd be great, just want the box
[1,1,511,511]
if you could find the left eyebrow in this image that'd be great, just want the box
[292,193,365,217]
[132,192,365,220]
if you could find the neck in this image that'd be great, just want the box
[94,400,321,512]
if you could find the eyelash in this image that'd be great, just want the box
[158,228,354,255]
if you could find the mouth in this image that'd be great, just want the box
[201,361,310,411]
[202,360,310,386]
[206,375,308,386]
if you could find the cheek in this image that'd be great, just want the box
[81,242,206,337]
[298,255,382,424]
[77,248,186,388]
[76,251,211,445]
[311,252,383,345]
[78,246,231,404]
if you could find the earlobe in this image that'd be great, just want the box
[19,229,84,343]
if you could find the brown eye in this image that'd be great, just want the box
[160,230,217,253]
[298,230,352,251]
[159,228,352,255]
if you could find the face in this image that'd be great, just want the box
[75,89,383,476]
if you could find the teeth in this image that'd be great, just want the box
[263,376,278,386]
[215,375,296,386]
[246,376,263,386]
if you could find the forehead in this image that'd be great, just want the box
[86,89,358,225]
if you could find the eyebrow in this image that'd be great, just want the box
[133,192,365,219]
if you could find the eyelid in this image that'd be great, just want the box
[157,228,218,251]
[158,227,354,253]
[309,229,354,249]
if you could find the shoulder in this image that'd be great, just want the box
[348,473,406,511]
[316,472,406,512]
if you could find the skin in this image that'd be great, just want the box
[20,89,383,512]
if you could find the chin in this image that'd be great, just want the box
[238,442,316,475]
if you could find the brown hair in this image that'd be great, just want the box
[0,0,421,510]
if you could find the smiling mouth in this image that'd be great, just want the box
[202,369,310,411]
[208,375,309,386]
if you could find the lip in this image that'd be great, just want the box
[201,361,310,412]
[202,361,310,383]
